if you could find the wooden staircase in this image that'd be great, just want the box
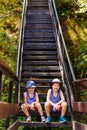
[0,0,87,130]
[19,0,72,128]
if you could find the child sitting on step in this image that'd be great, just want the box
[45,78,67,123]
[21,80,45,122]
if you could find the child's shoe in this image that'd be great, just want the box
[46,116,51,123]
[26,116,31,122]
[41,116,45,122]
[59,116,67,123]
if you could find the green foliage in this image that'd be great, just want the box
[55,0,87,79]
[0,0,22,71]
[75,0,87,13]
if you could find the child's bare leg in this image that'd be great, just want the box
[21,103,30,116]
[45,102,52,117]
[61,101,67,116]
[35,102,43,115]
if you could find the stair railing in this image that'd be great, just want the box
[72,78,87,130]
[16,0,28,103]
[49,0,76,121]
[0,57,20,129]
[49,1,87,129]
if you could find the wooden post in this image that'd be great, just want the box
[0,72,2,101]
[8,81,13,103]
[14,85,19,122]
[6,81,13,129]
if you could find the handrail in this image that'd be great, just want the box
[16,0,28,78]
[72,121,87,130]
[49,0,77,121]
[49,0,75,108]
[7,120,20,130]
[16,0,28,103]
[0,57,19,84]
[0,57,20,128]
[72,78,87,128]
[49,0,76,81]
[72,102,87,113]
[0,102,19,119]
[72,78,87,87]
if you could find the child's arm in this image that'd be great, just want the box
[24,92,27,103]
[31,92,39,105]
[56,90,65,105]
[46,89,55,106]
[31,92,39,108]
[35,92,39,103]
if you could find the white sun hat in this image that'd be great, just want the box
[52,78,61,83]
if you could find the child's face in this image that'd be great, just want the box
[52,83,60,91]
[27,87,35,93]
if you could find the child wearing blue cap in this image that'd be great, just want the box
[21,80,45,122]
[45,78,67,123]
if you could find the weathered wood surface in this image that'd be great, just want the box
[0,57,19,84]
[72,102,87,113]
[20,121,72,127]
[7,120,20,130]
[72,78,87,87]
[72,121,87,130]
[0,102,19,119]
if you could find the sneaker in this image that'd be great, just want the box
[59,116,67,123]
[26,116,31,122]
[41,116,45,122]
[46,116,51,123]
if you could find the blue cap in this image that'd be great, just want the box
[25,80,36,89]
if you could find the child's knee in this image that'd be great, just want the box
[21,104,26,110]
[35,102,41,107]
[45,102,50,107]
[61,101,67,107]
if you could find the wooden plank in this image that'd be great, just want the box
[20,121,72,127]
[0,102,19,119]
[72,102,87,113]
[7,120,20,130]
[72,78,87,87]
[22,61,58,66]
[22,66,59,71]
[0,57,19,84]
[72,121,87,130]
[21,72,61,78]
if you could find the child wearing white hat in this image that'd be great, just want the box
[21,80,45,122]
[45,78,67,123]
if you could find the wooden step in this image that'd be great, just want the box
[26,20,52,24]
[23,46,56,50]
[24,35,54,38]
[27,6,49,10]
[24,32,54,37]
[27,10,49,14]
[23,51,57,55]
[22,61,59,66]
[20,86,50,91]
[24,30,54,33]
[25,23,52,27]
[22,66,60,72]
[26,16,51,19]
[21,78,62,84]
[23,56,58,61]
[23,43,56,47]
[19,121,72,128]
[21,72,61,78]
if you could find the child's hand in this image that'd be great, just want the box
[53,104,58,110]
[30,102,36,110]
